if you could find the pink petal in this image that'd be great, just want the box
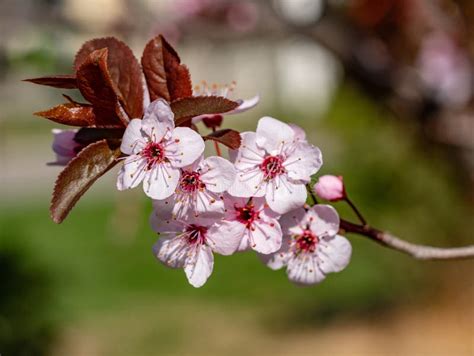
[120,119,145,155]
[278,208,306,236]
[318,234,352,274]
[260,236,292,270]
[255,116,295,154]
[284,143,322,182]
[227,95,260,114]
[143,163,180,200]
[117,155,147,190]
[153,235,189,269]
[248,217,282,254]
[265,176,307,214]
[168,127,205,168]
[287,254,326,285]
[184,245,214,288]
[207,220,243,255]
[142,99,175,141]
[200,156,236,193]
[306,204,340,237]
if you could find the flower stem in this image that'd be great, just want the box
[306,184,318,205]
[212,127,222,156]
[344,197,367,226]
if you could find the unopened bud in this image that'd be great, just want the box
[314,175,346,201]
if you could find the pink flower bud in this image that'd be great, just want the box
[49,129,81,166]
[314,175,346,201]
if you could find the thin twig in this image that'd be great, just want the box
[212,127,222,157]
[344,197,367,226]
[340,219,474,260]
[307,185,318,205]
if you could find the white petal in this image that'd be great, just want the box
[120,119,146,155]
[237,231,251,251]
[195,191,225,217]
[288,123,306,142]
[260,236,292,270]
[228,133,267,197]
[306,204,340,237]
[284,143,323,182]
[207,220,243,255]
[227,95,260,114]
[142,99,175,141]
[152,235,189,269]
[318,234,352,274]
[184,245,214,288]
[227,170,266,198]
[255,116,295,154]
[143,163,180,200]
[287,254,326,285]
[167,127,205,167]
[278,208,306,236]
[116,155,147,190]
[265,176,307,214]
[200,156,236,193]
[149,199,183,233]
[248,217,282,254]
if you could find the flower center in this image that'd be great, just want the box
[185,225,207,245]
[235,204,260,227]
[142,142,165,169]
[295,230,319,253]
[179,171,205,193]
[260,155,285,179]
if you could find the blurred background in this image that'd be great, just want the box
[1,0,473,355]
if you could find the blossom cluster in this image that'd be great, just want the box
[31,35,352,288]
[110,98,350,287]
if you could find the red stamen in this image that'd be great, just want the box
[260,155,285,180]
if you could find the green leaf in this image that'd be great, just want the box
[50,140,121,224]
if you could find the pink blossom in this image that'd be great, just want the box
[192,81,259,128]
[314,175,345,201]
[228,117,322,214]
[49,129,81,166]
[152,155,236,219]
[211,195,282,254]
[150,211,240,288]
[117,99,205,200]
[263,205,352,285]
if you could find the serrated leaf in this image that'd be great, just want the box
[74,37,144,118]
[204,129,241,149]
[24,74,77,89]
[76,48,127,126]
[142,35,192,102]
[171,96,239,126]
[50,140,121,223]
[35,103,96,126]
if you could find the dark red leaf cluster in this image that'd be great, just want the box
[26,35,242,223]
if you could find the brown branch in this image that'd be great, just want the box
[340,219,474,260]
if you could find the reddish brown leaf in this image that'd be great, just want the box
[50,140,121,223]
[76,48,126,126]
[24,74,77,89]
[204,129,241,150]
[142,35,193,102]
[35,103,96,126]
[74,37,144,118]
[171,96,239,126]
